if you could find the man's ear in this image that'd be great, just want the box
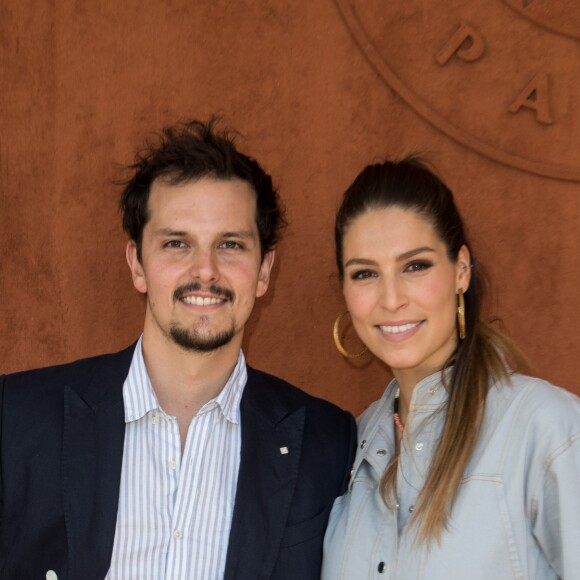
[126,241,147,294]
[256,250,275,298]
[455,244,471,293]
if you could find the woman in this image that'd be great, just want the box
[322,158,580,579]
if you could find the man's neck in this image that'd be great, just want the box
[141,331,243,445]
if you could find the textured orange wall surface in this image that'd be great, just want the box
[2,0,579,413]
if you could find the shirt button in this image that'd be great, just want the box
[415,442,424,451]
[378,561,386,573]
[376,449,386,456]
[173,530,182,540]
[409,505,415,513]
[360,439,367,449]
[168,460,177,470]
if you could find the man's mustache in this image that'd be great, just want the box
[173,282,234,303]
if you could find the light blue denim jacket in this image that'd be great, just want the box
[322,372,580,579]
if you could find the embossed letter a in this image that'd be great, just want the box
[508,72,553,125]
[436,23,485,66]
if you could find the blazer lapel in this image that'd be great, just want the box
[224,369,306,580]
[61,346,134,579]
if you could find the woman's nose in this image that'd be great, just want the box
[380,276,408,312]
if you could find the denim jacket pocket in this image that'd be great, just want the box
[414,475,526,580]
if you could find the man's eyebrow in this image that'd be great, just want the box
[152,228,256,238]
[220,230,255,239]
[153,228,188,237]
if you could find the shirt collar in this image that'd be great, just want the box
[352,368,452,488]
[408,366,452,410]
[122,336,247,425]
[380,366,452,413]
[359,367,452,440]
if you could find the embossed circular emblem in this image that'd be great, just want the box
[502,0,580,40]
[335,0,580,181]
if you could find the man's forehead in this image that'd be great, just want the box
[150,175,256,197]
[148,178,256,211]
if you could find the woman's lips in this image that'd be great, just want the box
[376,320,423,341]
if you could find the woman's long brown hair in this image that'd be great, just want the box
[335,157,526,544]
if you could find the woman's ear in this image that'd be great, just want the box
[456,244,472,292]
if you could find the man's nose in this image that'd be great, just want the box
[187,250,219,284]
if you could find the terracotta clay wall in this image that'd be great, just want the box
[2,0,579,413]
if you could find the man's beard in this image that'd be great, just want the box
[169,322,235,352]
[169,281,236,352]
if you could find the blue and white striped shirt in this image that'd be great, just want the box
[105,338,245,579]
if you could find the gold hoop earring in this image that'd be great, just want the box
[457,289,466,340]
[333,310,368,359]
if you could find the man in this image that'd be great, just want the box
[0,120,356,579]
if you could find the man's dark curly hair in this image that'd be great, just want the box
[120,118,285,260]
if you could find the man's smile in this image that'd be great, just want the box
[181,295,227,306]
[173,282,235,304]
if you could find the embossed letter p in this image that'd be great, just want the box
[436,23,485,66]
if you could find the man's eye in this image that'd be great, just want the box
[219,241,243,250]
[350,269,376,280]
[404,261,432,273]
[164,240,187,249]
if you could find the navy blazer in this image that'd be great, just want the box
[0,344,356,579]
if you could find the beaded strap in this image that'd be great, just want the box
[393,388,405,433]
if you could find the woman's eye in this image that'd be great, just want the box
[350,269,377,280]
[404,260,432,273]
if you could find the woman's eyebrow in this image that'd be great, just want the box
[396,246,435,261]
